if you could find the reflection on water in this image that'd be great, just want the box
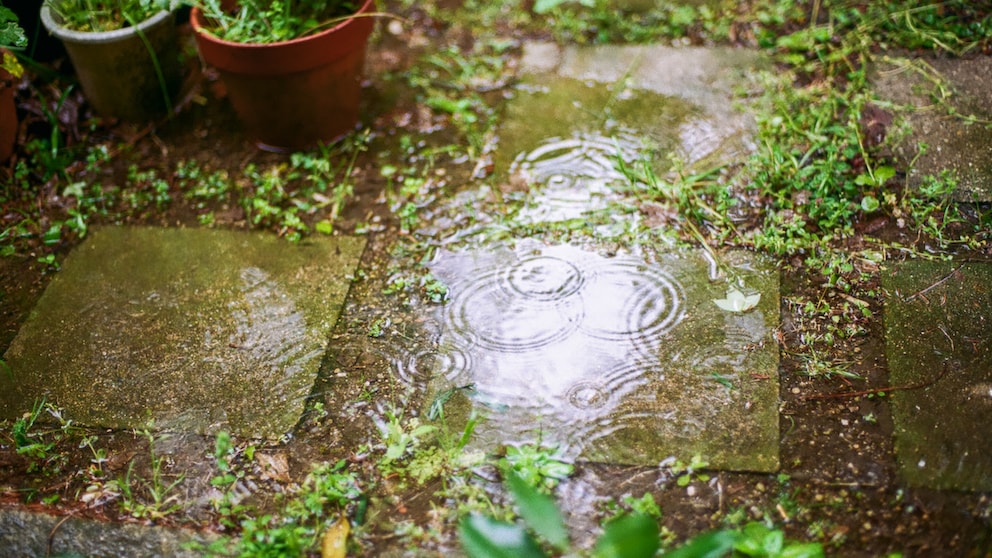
[508,130,646,222]
[398,243,777,467]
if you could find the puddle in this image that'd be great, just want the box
[883,261,992,491]
[508,129,647,222]
[402,241,779,471]
[0,227,365,440]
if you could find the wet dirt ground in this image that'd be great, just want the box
[2,2,992,557]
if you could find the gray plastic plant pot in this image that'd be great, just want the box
[40,5,182,122]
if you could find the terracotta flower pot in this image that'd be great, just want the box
[0,57,17,162]
[190,0,376,151]
[40,6,182,122]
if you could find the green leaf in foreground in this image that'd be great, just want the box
[593,513,659,558]
[458,514,546,558]
[506,470,570,551]
[661,529,739,558]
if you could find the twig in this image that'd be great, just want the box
[801,362,951,401]
[902,264,964,302]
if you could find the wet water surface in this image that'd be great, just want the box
[402,242,780,471]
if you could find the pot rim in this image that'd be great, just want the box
[190,0,376,49]
[40,6,175,44]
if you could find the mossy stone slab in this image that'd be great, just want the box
[0,508,220,558]
[1,227,365,440]
[500,43,767,223]
[883,261,992,491]
[422,243,779,472]
[872,57,992,202]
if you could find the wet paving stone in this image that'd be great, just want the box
[872,57,992,202]
[513,44,766,157]
[883,260,992,491]
[0,227,365,440]
[0,508,219,558]
[419,241,780,472]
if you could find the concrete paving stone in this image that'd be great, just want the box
[872,56,992,202]
[421,242,780,472]
[0,508,221,557]
[501,43,768,224]
[883,260,992,491]
[1,227,365,440]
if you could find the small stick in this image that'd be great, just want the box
[902,264,964,302]
[801,362,950,401]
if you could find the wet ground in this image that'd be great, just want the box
[2,1,992,557]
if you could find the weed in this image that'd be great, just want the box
[661,454,711,488]
[367,317,390,338]
[460,469,659,558]
[230,460,363,557]
[118,429,185,521]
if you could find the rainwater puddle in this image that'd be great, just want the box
[400,241,779,471]
[507,129,645,223]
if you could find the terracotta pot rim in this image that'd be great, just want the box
[190,0,376,49]
[40,6,175,44]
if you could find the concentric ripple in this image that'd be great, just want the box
[394,345,472,385]
[579,259,685,342]
[564,360,655,411]
[501,255,585,301]
[447,273,584,353]
[509,130,644,187]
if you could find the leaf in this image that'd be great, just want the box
[713,288,761,313]
[593,514,659,558]
[874,165,896,184]
[779,543,826,558]
[506,470,570,551]
[458,514,546,558]
[321,516,349,558]
[661,530,739,558]
[860,195,880,213]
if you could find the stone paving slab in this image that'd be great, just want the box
[1,227,365,440]
[0,508,220,557]
[498,43,767,225]
[883,261,992,491]
[872,56,992,202]
[423,242,780,472]
[515,42,767,164]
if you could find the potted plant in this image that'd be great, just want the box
[39,0,183,121]
[188,0,377,151]
[0,1,26,161]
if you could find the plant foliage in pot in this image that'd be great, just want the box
[40,0,183,122]
[0,1,26,161]
[189,0,377,151]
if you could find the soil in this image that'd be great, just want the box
[1,2,991,557]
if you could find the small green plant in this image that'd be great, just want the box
[498,443,573,493]
[664,455,711,488]
[10,400,58,473]
[118,429,186,520]
[209,431,253,528]
[190,0,364,44]
[663,521,824,558]
[460,469,660,558]
[0,2,26,76]
[46,0,173,32]
[226,460,363,557]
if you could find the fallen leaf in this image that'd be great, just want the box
[713,288,761,313]
[322,515,350,558]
